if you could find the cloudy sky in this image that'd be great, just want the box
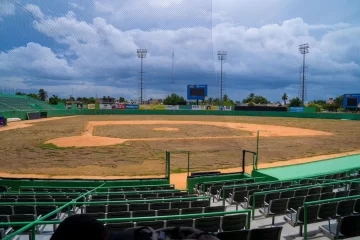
[0,0,359,102]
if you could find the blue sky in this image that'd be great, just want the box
[0,0,359,102]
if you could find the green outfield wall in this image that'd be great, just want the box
[1,109,360,120]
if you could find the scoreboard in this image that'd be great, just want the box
[343,94,360,109]
[187,85,207,101]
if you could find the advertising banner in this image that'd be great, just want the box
[126,104,139,109]
[179,105,191,110]
[88,104,96,110]
[111,103,126,109]
[152,105,166,110]
[139,104,152,110]
[100,104,113,110]
[222,106,232,111]
[165,105,179,110]
[210,106,219,110]
[192,105,205,110]
[289,107,304,112]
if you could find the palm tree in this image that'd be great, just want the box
[208,97,213,105]
[38,89,48,101]
[282,93,288,106]
[223,94,229,102]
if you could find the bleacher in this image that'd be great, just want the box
[0,94,57,112]
[0,170,359,240]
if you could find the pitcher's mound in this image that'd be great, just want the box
[153,127,179,131]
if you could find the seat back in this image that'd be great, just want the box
[349,189,360,196]
[85,213,105,219]
[280,190,294,199]
[181,207,203,215]
[106,223,134,232]
[305,194,320,202]
[0,206,13,215]
[318,202,338,220]
[338,214,360,237]
[281,181,292,187]
[157,209,180,216]
[85,205,106,214]
[194,216,220,233]
[9,214,36,231]
[248,226,282,240]
[269,198,288,214]
[349,182,360,190]
[248,194,265,208]
[171,201,190,209]
[129,203,149,211]
[321,185,333,194]
[233,191,246,203]
[320,192,335,200]
[190,200,210,208]
[265,192,280,203]
[150,202,170,210]
[132,210,156,218]
[217,230,249,240]
[298,205,319,223]
[258,184,270,189]
[337,199,356,216]
[36,205,57,219]
[204,206,225,213]
[308,187,321,195]
[107,204,128,212]
[137,220,164,230]
[287,196,305,211]
[158,192,173,198]
[295,189,308,197]
[221,214,247,231]
[335,191,349,198]
[107,211,130,219]
[355,199,360,213]
[166,219,193,228]
[13,206,35,215]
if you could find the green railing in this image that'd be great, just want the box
[250,179,360,219]
[0,210,251,240]
[0,196,210,206]
[303,194,360,240]
[0,183,104,240]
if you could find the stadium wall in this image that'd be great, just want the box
[1,109,360,120]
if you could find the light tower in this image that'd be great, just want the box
[137,49,147,104]
[218,51,227,108]
[299,43,309,105]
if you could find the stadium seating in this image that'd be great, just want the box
[0,94,57,112]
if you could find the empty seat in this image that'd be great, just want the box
[204,206,225,213]
[270,183,282,189]
[260,198,288,225]
[295,189,308,197]
[108,204,128,212]
[181,207,203,215]
[85,205,106,214]
[227,191,246,209]
[157,209,180,216]
[284,205,320,236]
[221,214,247,231]
[258,184,270,189]
[9,214,36,231]
[171,201,190,209]
[241,193,264,209]
[13,206,35,215]
[337,199,356,216]
[17,198,36,202]
[246,185,258,191]
[282,181,292,187]
[108,194,125,200]
[0,206,13,215]
[355,199,360,213]
[166,219,193,228]
[132,210,156,218]
[0,198,16,203]
[107,211,130,219]
[318,202,338,220]
[349,189,360,196]
[137,220,164,230]
[150,202,169,210]
[280,190,294,199]
[36,198,55,203]
[217,230,249,240]
[319,214,360,239]
[335,191,349,198]
[264,192,280,204]
[305,194,320,202]
[129,203,149,211]
[173,192,187,197]
[190,200,209,208]
[349,182,360,190]
[106,223,134,232]
[320,192,335,200]
[321,185,334,194]
[36,205,58,220]
[195,216,220,233]
[85,213,105,219]
[308,187,321,195]
[158,193,173,198]
[248,226,282,240]
[216,188,233,201]
[142,193,157,199]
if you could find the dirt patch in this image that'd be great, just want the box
[153,127,179,131]
[47,120,331,147]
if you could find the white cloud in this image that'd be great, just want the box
[69,2,85,11]
[24,4,44,20]
[0,0,15,19]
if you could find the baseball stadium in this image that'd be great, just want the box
[0,1,360,240]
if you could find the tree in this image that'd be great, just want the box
[38,89,48,101]
[242,93,269,104]
[307,102,322,112]
[49,95,60,105]
[313,100,327,105]
[223,94,229,102]
[242,93,255,103]
[281,93,288,106]
[87,97,95,104]
[208,97,213,105]
[323,104,339,112]
[27,93,38,99]
[289,97,302,107]
[163,93,185,105]
[15,92,26,96]
[334,95,344,107]
[119,97,125,103]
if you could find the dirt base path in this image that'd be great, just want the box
[0,116,77,132]
[0,150,358,189]
[47,120,331,147]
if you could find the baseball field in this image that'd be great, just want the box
[0,115,359,181]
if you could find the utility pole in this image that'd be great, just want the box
[218,51,227,109]
[137,49,147,104]
[171,49,175,94]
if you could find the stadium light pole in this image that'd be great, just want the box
[299,43,309,105]
[218,51,227,109]
[137,49,147,104]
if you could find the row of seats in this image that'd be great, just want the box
[104,213,247,233]
[284,198,360,236]
[216,227,282,240]
[89,192,189,200]
[195,178,256,193]
[319,214,360,239]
